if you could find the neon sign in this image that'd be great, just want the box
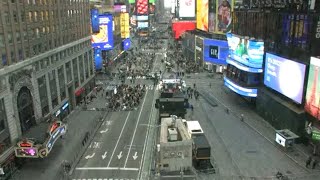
[46,121,67,153]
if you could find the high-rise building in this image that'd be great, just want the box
[0,0,94,167]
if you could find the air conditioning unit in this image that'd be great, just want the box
[168,128,178,141]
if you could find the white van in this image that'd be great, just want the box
[184,121,204,138]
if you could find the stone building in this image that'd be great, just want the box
[0,0,94,176]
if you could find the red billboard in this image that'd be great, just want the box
[172,21,196,39]
[136,0,148,15]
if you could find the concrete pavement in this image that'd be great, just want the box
[184,72,320,180]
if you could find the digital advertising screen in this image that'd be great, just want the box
[179,0,196,18]
[226,33,264,69]
[203,39,228,65]
[91,14,114,50]
[264,53,306,104]
[136,0,149,15]
[196,0,208,31]
[129,0,136,3]
[94,48,102,70]
[137,21,149,28]
[216,0,233,34]
[224,77,258,97]
[282,14,308,47]
[149,3,155,14]
[137,15,148,21]
[130,15,137,26]
[91,9,100,33]
[114,5,127,12]
[305,57,320,119]
[122,38,131,51]
[120,13,130,38]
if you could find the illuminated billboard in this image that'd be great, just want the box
[122,38,131,51]
[138,22,149,28]
[91,9,100,33]
[224,77,257,97]
[91,14,114,50]
[94,49,102,70]
[137,0,149,15]
[196,0,208,31]
[179,0,196,18]
[216,0,233,34]
[137,15,148,21]
[305,57,320,119]
[203,39,228,65]
[264,53,306,104]
[149,3,155,14]
[120,13,130,38]
[114,5,127,12]
[226,33,264,69]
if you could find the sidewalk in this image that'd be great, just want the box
[12,96,108,180]
[184,72,320,178]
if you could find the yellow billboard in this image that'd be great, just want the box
[120,13,130,38]
[196,0,208,31]
[215,0,233,34]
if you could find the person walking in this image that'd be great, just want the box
[312,159,318,169]
[306,156,312,168]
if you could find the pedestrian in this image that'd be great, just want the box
[193,83,196,89]
[306,156,312,168]
[312,159,318,169]
[190,104,194,111]
[209,83,212,88]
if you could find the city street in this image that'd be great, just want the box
[72,48,165,180]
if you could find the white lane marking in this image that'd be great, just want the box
[117,151,123,159]
[132,152,138,160]
[102,151,108,160]
[85,153,95,159]
[89,142,101,149]
[123,90,149,167]
[107,112,131,167]
[76,167,139,171]
[137,89,156,179]
[100,128,109,134]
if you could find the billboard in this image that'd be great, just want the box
[196,0,208,31]
[282,14,308,47]
[91,9,100,33]
[264,53,306,104]
[122,38,131,51]
[224,77,258,97]
[130,15,137,26]
[216,0,233,34]
[226,33,264,69]
[137,0,149,15]
[138,21,149,28]
[94,49,102,70]
[120,13,130,38]
[305,57,320,119]
[91,14,114,50]
[129,0,136,3]
[137,15,148,21]
[172,21,196,39]
[114,5,127,12]
[203,39,228,65]
[149,3,155,14]
[179,0,196,18]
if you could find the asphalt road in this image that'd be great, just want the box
[71,46,166,180]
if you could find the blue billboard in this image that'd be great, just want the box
[94,49,102,70]
[203,39,228,65]
[226,58,263,73]
[264,53,306,104]
[122,38,131,51]
[91,14,114,50]
[226,33,264,69]
[224,77,258,97]
[91,9,100,33]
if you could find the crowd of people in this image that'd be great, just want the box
[107,84,146,111]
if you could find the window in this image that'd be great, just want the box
[11,0,15,3]
[0,99,7,131]
[0,35,4,47]
[41,11,44,21]
[13,11,18,23]
[35,28,39,38]
[23,31,27,41]
[21,11,25,22]
[4,12,10,24]
[18,49,23,61]
[28,12,32,22]
[34,11,37,21]
[7,34,12,44]
[2,54,7,66]
[16,32,21,42]
[42,27,46,34]
[11,51,15,63]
